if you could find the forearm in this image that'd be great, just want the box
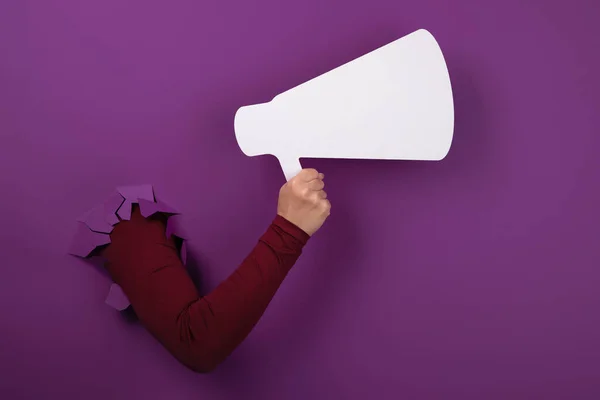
[183,215,309,368]
[104,210,308,372]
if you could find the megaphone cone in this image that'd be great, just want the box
[234,29,454,180]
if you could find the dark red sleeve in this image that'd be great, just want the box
[103,206,309,372]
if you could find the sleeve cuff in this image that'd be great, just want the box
[272,214,311,246]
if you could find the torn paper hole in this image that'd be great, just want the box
[70,184,187,311]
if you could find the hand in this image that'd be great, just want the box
[277,168,331,236]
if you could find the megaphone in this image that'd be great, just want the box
[234,29,454,181]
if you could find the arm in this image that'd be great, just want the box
[103,169,330,372]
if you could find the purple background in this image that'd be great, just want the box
[1,0,599,399]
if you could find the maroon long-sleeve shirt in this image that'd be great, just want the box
[103,206,309,372]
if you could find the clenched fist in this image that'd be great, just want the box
[277,168,331,236]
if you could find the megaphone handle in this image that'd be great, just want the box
[279,157,302,181]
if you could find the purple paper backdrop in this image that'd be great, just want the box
[1,0,599,399]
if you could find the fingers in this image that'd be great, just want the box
[292,169,325,190]
[296,168,319,181]
[304,170,326,201]
[296,168,325,181]
[307,178,325,191]
[293,169,329,206]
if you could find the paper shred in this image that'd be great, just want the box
[180,240,187,265]
[115,184,155,221]
[68,222,111,258]
[104,192,124,225]
[116,199,133,221]
[166,215,188,239]
[138,199,178,218]
[78,205,114,234]
[105,284,130,311]
[117,184,155,203]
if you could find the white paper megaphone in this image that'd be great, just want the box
[234,29,454,180]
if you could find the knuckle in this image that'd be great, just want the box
[303,168,319,180]
[290,179,301,191]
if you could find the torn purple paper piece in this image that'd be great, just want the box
[166,214,188,239]
[105,284,130,311]
[116,200,134,221]
[139,198,178,218]
[68,222,111,258]
[116,184,155,220]
[77,191,124,232]
[117,184,155,203]
[78,205,114,234]
[180,240,187,265]
[104,191,124,226]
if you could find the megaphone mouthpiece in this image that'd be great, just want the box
[234,102,271,157]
